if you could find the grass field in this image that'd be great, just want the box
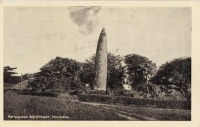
[4,91,191,120]
[4,92,127,120]
[98,104,191,120]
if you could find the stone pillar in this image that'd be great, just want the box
[94,28,107,91]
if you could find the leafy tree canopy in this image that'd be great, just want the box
[4,66,20,84]
[28,57,82,92]
[151,57,191,98]
[123,54,157,90]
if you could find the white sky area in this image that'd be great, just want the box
[3,7,191,75]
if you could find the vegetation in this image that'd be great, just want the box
[101,104,191,120]
[4,92,190,120]
[151,57,191,100]
[78,55,96,89]
[27,53,125,94]
[124,54,157,89]
[107,53,125,94]
[4,66,21,84]
[28,57,82,92]
[4,54,191,100]
[123,54,159,98]
[78,93,191,109]
[3,55,191,121]
[4,92,127,120]
[79,53,125,94]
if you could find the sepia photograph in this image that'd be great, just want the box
[3,5,192,121]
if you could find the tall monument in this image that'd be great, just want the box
[94,28,107,91]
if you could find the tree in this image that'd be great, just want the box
[79,55,95,89]
[123,54,157,90]
[151,57,191,98]
[28,57,82,92]
[4,66,20,84]
[22,73,34,81]
[107,53,125,93]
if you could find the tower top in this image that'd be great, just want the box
[100,28,106,36]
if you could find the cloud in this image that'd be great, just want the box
[68,6,101,34]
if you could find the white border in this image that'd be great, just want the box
[1,1,200,127]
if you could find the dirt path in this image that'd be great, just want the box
[80,101,156,120]
[114,113,139,120]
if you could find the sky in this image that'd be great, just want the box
[3,7,191,75]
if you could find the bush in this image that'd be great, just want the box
[77,94,191,109]
[88,90,107,94]
[4,89,59,97]
[20,90,59,97]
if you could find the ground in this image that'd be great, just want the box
[4,92,191,120]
